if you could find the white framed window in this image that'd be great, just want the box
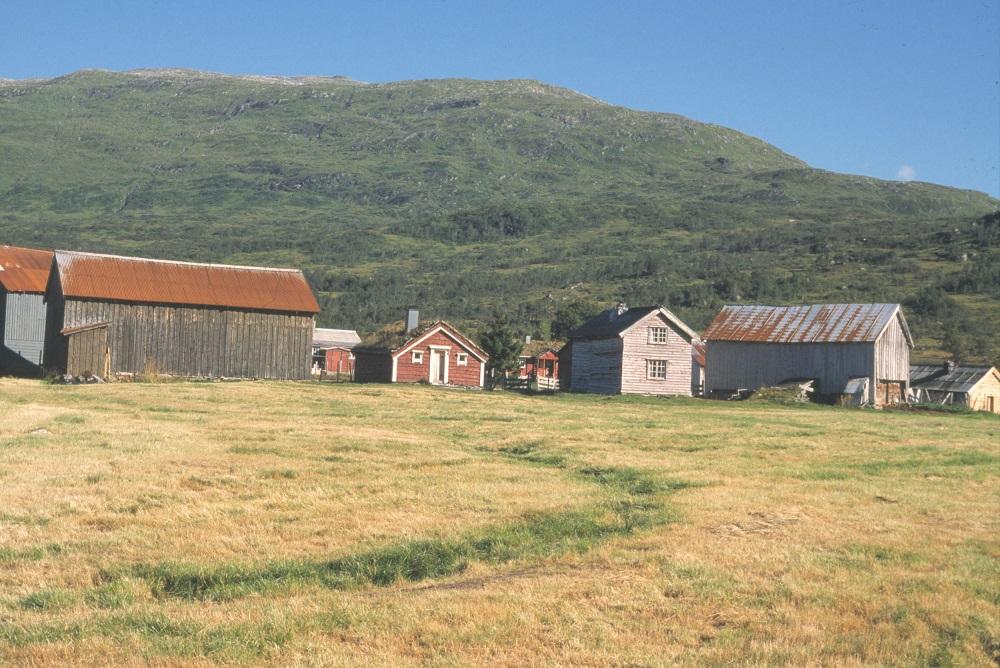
[649,327,669,344]
[457,353,468,366]
[411,350,424,364]
[646,359,667,380]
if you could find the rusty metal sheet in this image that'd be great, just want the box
[703,304,901,344]
[0,245,53,293]
[55,251,320,314]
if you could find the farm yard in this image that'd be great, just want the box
[0,379,997,666]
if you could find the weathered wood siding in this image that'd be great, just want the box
[873,315,910,384]
[620,311,693,396]
[66,326,108,377]
[1,291,47,369]
[569,337,622,394]
[49,296,313,379]
[705,341,875,396]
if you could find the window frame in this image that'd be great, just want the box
[457,352,469,367]
[648,327,669,345]
[411,350,424,364]
[646,359,668,380]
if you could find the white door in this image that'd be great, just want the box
[429,349,448,384]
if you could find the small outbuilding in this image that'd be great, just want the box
[566,303,699,396]
[910,363,1000,413]
[43,250,319,379]
[0,245,53,375]
[703,303,913,407]
[517,339,562,389]
[353,313,488,388]
[311,327,361,378]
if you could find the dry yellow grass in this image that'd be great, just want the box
[1,378,997,666]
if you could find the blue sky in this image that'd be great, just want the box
[2,1,997,197]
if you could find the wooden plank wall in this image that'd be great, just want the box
[569,338,622,394]
[706,341,875,396]
[66,326,107,377]
[620,311,693,396]
[874,315,911,384]
[60,299,313,379]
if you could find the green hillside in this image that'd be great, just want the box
[0,69,996,361]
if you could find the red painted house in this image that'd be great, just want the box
[354,316,488,388]
[517,339,562,388]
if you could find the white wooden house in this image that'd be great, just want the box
[566,304,699,396]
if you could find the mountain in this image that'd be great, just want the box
[0,69,997,362]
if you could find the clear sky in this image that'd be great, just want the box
[1,0,998,197]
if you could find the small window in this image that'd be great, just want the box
[457,353,468,366]
[412,350,424,364]
[647,359,667,380]
[649,327,669,344]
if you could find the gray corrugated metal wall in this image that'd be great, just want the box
[1,290,46,371]
[50,297,314,379]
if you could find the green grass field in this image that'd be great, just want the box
[1,379,997,666]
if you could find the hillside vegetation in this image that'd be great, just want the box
[1,380,997,665]
[0,69,996,361]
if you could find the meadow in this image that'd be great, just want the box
[0,379,997,666]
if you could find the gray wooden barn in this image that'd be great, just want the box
[703,303,913,407]
[43,250,320,379]
[910,363,1000,413]
[0,245,53,376]
[566,303,699,396]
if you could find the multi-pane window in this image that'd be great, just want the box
[457,353,468,366]
[647,359,667,380]
[649,327,669,344]
[412,350,424,364]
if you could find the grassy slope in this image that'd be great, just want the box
[1,379,997,665]
[0,69,997,360]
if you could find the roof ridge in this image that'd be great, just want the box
[56,249,304,274]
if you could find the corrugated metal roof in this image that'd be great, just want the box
[313,327,361,349]
[910,365,996,393]
[703,304,910,345]
[55,251,320,314]
[0,245,53,294]
[692,341,706,367]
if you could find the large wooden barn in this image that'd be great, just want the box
[0,245,53,376]
[43,251,319,379]
[703,303,913,406]
[565,304,700,396]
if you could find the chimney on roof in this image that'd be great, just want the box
[406,307,419,334]
[525,335,532,344]
[944,360,956,373]
[610,302,628,320]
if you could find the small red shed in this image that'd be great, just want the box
[354,319,488,388]
[517,340,562,388]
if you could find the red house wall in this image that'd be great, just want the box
[396,329,483,387]
[324,348,355,375]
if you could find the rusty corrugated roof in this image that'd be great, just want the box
[703,304,911,345]
[0,245,53,294]
[55,251,320,314]
[692,341,706,367]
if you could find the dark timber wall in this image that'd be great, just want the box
[45,295,314,379]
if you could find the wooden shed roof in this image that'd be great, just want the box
[54,251,320,314]
[0,245,53,294]
[910,365,997,393]
[703,304,912,346]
